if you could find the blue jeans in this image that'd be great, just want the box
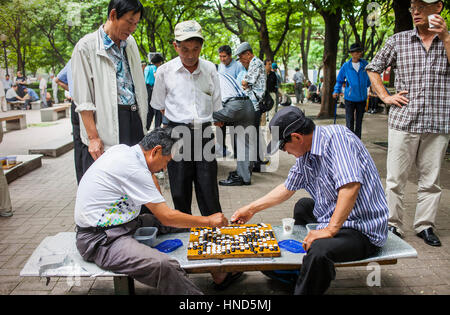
[345,100,366,139]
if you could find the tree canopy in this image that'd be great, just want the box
[0,0,449,116]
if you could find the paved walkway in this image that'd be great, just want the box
[0,103,449,295]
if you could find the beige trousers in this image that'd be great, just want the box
[386,128,449,235]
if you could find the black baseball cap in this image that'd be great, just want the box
[266,106,312,155]
[349,43,363,53]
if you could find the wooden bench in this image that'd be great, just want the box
[7,101,25,111]
[3,154,43,184]
[20,226,417,295]
[40,104,71,122]
[0,113,27,131]
[28,136,74,157]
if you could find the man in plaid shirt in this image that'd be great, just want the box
[366,0,449,246]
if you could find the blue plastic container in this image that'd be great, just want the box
[278,239,306,253]
[155,239,183,253]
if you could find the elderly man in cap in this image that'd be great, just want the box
[366,0,449,246]
[235,42,267,172]
[231,106,389,295]
[151,21,222,216]
[333,43,371,139]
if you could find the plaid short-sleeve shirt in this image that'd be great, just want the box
[366,28,450,134]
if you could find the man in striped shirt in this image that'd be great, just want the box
[231,106,388,295]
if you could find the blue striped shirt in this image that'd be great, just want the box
[218,72,246,102]
[285,125,388,247]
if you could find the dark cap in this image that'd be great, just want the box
[349,43,363,53]
[266,106,312,155]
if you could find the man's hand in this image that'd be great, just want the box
[242,80,249,90]
[88,137,104,160]
[332,93,339,99]
[230,206,255,224]
[429,14,449,41]
[382,91,409,108]
[207,213,228,228]
[302,228,335,251]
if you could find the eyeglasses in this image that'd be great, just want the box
[408,4,432,13]
[279,136,291,151]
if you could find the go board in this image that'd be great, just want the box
[187,223,281,260]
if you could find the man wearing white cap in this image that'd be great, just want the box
[367,0,449,246]
[151,20,222,217]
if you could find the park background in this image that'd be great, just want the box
[0,0,449,116]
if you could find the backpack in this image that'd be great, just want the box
[254,90,274,113]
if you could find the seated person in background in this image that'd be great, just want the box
[231,107,388,295]
[23,87,40,102]
[75,128,229,295]
[6,84,30,110]
[45,92,53,107]
[306,80,319,102]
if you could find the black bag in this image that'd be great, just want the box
[254,90,274,113]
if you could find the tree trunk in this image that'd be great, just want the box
[390,0,413,87]
[300,15,312,80]
[393,0,413,33]
[318,8,342,118]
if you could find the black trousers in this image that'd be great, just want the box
[344,100,366,139]
[71,101,84,184]
[253,109,263,164]
[167,123,222,216]
[146,84,162,130]
[293,198,378,295]
[79,107,145,178]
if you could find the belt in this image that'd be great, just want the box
[118,104,138,112]
[224,96,249,104]
[75,225,116,233]
[168,121,212,130]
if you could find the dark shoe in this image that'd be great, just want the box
[388,225,402,238]
[213,272,243,290]
[219,174,250,186]
[0,211,13,218]
[417,228,441,247]
[252,163,261,173]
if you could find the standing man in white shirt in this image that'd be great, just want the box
[151,20,223,217]
[50,74,59,104]
[39,75,47,108]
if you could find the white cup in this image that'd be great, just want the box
[428,14,436,29]
[282,218,295,235]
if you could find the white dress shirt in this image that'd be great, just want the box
[151,57,222,124]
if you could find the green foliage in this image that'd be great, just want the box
[0,0,447,77]
[280,83,295,94]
